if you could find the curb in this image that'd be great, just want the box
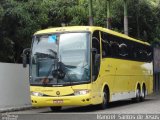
[0,105,32,113]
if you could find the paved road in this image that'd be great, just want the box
[1,94,160,120]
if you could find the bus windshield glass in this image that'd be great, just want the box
[30,32,90,86]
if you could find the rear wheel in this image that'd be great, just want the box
[50,106,62,112]
[132,85,141,102]
[98,88,109,109]
[140,85,146,101]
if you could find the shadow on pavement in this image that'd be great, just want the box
[41,98,153,113]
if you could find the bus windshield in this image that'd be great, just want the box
[30,32,90,86]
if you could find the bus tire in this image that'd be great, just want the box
[50,106,62,112]
[140,85,146,102]
[98,87,109,109]
[132,85,141,103]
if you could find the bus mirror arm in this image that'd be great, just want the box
[22,48,31,68]
[23,54,27,68]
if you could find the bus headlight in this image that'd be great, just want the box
[74,89,90,96]
[31,92,44,97]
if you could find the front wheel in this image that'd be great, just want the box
[98,88,109,109]
[50,106,62,112]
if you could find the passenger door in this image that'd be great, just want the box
[91,30,101,104]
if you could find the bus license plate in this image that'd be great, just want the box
[53,100,63,104]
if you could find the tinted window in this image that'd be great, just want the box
[101,32,152,62]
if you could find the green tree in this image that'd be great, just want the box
[0,0,50,62]
[0,0,160,63]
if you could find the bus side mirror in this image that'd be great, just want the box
[22,48,31,68]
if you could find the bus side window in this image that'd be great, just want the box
[119,43,128,57]
[92,31,100,81]
[142,45,152,62]
[101,32,111,58]
[133,43,140,61]
[127,41,134,60]
[102,40,110,58]
[110,41,119,58]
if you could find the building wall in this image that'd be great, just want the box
[153,47,160,93]
[0,63,31,112]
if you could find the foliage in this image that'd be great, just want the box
[0,0,160,63]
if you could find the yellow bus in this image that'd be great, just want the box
[23,26,153,111]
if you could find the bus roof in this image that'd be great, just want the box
[34,26,150,46]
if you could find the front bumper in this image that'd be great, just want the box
[31,94,92,107]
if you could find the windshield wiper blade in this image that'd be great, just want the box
[71,81,89,84]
